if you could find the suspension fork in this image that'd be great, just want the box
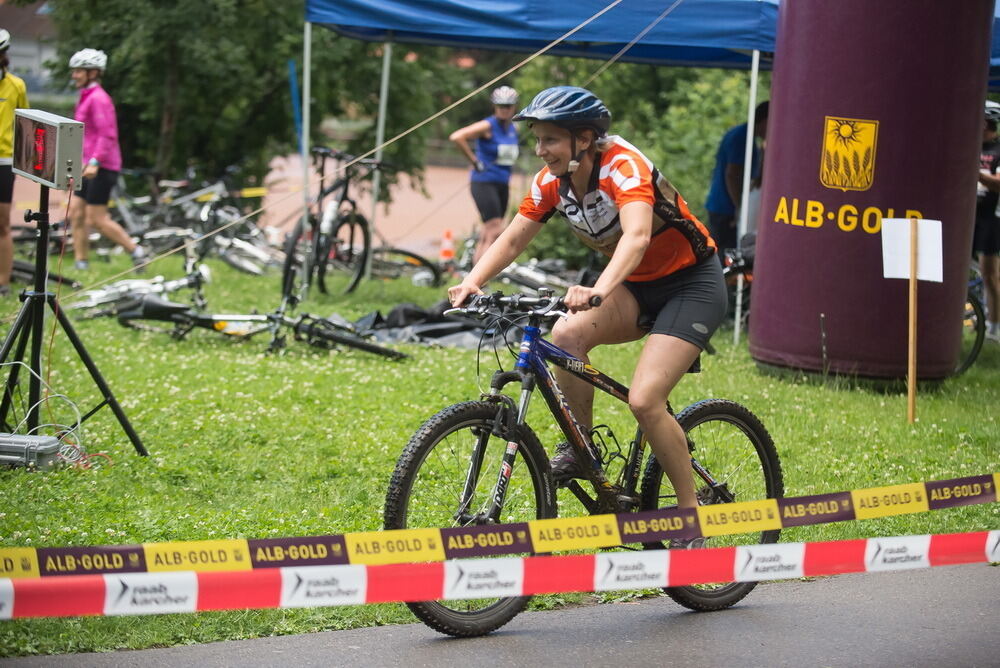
[458,370,533,524]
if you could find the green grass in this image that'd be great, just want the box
[0,253,998,657]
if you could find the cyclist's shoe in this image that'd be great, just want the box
[549,441,585,482]
[74,260,90,271]
[669,536,707,549]
[987,323,1000,342]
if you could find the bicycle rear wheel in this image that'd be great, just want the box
[384,401,556,637]
[639,398,783,611]
[316,211,369,295]
[955,290,985,376]
[369,247,442,287]
[294,317,407,360]
[280,217,313,304]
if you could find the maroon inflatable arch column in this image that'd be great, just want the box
[749,0,994,379]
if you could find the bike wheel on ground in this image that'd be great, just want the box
[293,316,407,360]
[955,290,985,376]
[369,247,442,287]
[316,211,369,295]
[383,401,557,637]
[639,398,783,611]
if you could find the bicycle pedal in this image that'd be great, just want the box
[615,494,639,512]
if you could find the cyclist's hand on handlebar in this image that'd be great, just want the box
[563,285,604,312]
[448,280,484,307]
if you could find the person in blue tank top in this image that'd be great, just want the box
[449,86,520,262]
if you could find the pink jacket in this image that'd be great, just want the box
[74,83,122,172]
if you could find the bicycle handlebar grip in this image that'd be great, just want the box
[589,295,602,308]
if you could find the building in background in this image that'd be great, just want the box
[0,1,56,92]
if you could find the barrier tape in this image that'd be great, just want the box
[1,473,996,579]
[0,530,996,620]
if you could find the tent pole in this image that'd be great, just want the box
[365,40,393,278]
[302,22,313,227]
[733,49,760,346]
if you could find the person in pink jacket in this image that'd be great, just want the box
[67,48,145,271]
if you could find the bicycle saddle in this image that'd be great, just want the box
[117,294,191,319]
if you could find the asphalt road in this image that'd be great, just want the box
[6,563,998,667]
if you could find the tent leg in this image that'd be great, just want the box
[366,41,393,279]
[301,22,313,226]
[733,49,760,346]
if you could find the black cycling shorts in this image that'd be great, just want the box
[973,216,1000,256]
[76,168,118,206]
[470,180,509,222]
[0,165,13,204]
[623,257,727,351]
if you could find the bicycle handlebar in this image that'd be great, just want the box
[310,146,395,173]
[447,291,601,319]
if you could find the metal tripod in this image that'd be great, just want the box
[0,184,147,455]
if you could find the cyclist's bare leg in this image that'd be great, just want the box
[550,283,644,432]
[629,334,702,508]
[0,203,12,288]
[981,252,1000,329]
[473,217,504,264]
[87,204,136,253]
[68,195,89,262]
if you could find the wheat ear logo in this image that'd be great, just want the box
[820,116,878,192]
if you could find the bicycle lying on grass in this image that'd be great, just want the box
[384,290,783,636]
[64,233,210,319]
[113,293,406,360]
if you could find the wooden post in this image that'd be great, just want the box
[907,216,918,423]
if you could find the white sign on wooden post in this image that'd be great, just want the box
[880,218,943,424]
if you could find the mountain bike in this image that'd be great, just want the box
[114,293,406,360]
[64,235,210,319]
[383,290,783,637]
[282,147,443,306]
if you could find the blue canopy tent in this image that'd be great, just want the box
[306,0,779,68]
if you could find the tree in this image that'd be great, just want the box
[46,0,471,191]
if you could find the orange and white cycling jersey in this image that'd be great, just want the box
[517,136,716,282]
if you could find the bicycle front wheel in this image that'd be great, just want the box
[369,247,442,287]
[316,211,369,295]
[639,398,783,611]
[384,401,556,637]
[955,290,985,376]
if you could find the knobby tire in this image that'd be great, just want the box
[383,401,556,637]
[639,398,783,611]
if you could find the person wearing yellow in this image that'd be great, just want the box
[0,29,29,296]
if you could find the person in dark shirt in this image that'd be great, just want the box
[976,102,1000,341]
[704,101,768,255]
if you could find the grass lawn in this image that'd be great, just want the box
[0,254,998,657]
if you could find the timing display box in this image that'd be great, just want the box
[12,109,84,190]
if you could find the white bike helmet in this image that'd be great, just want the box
[69,48,107,71]
[490,85,518,106]
[986,100,1000,124]
[0,30,10,51]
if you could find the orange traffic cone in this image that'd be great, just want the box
[439,228,456,268]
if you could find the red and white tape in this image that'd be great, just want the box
[2,531,996,619]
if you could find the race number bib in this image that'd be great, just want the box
[496,143,519,167]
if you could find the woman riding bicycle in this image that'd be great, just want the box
[449,86,726,510]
